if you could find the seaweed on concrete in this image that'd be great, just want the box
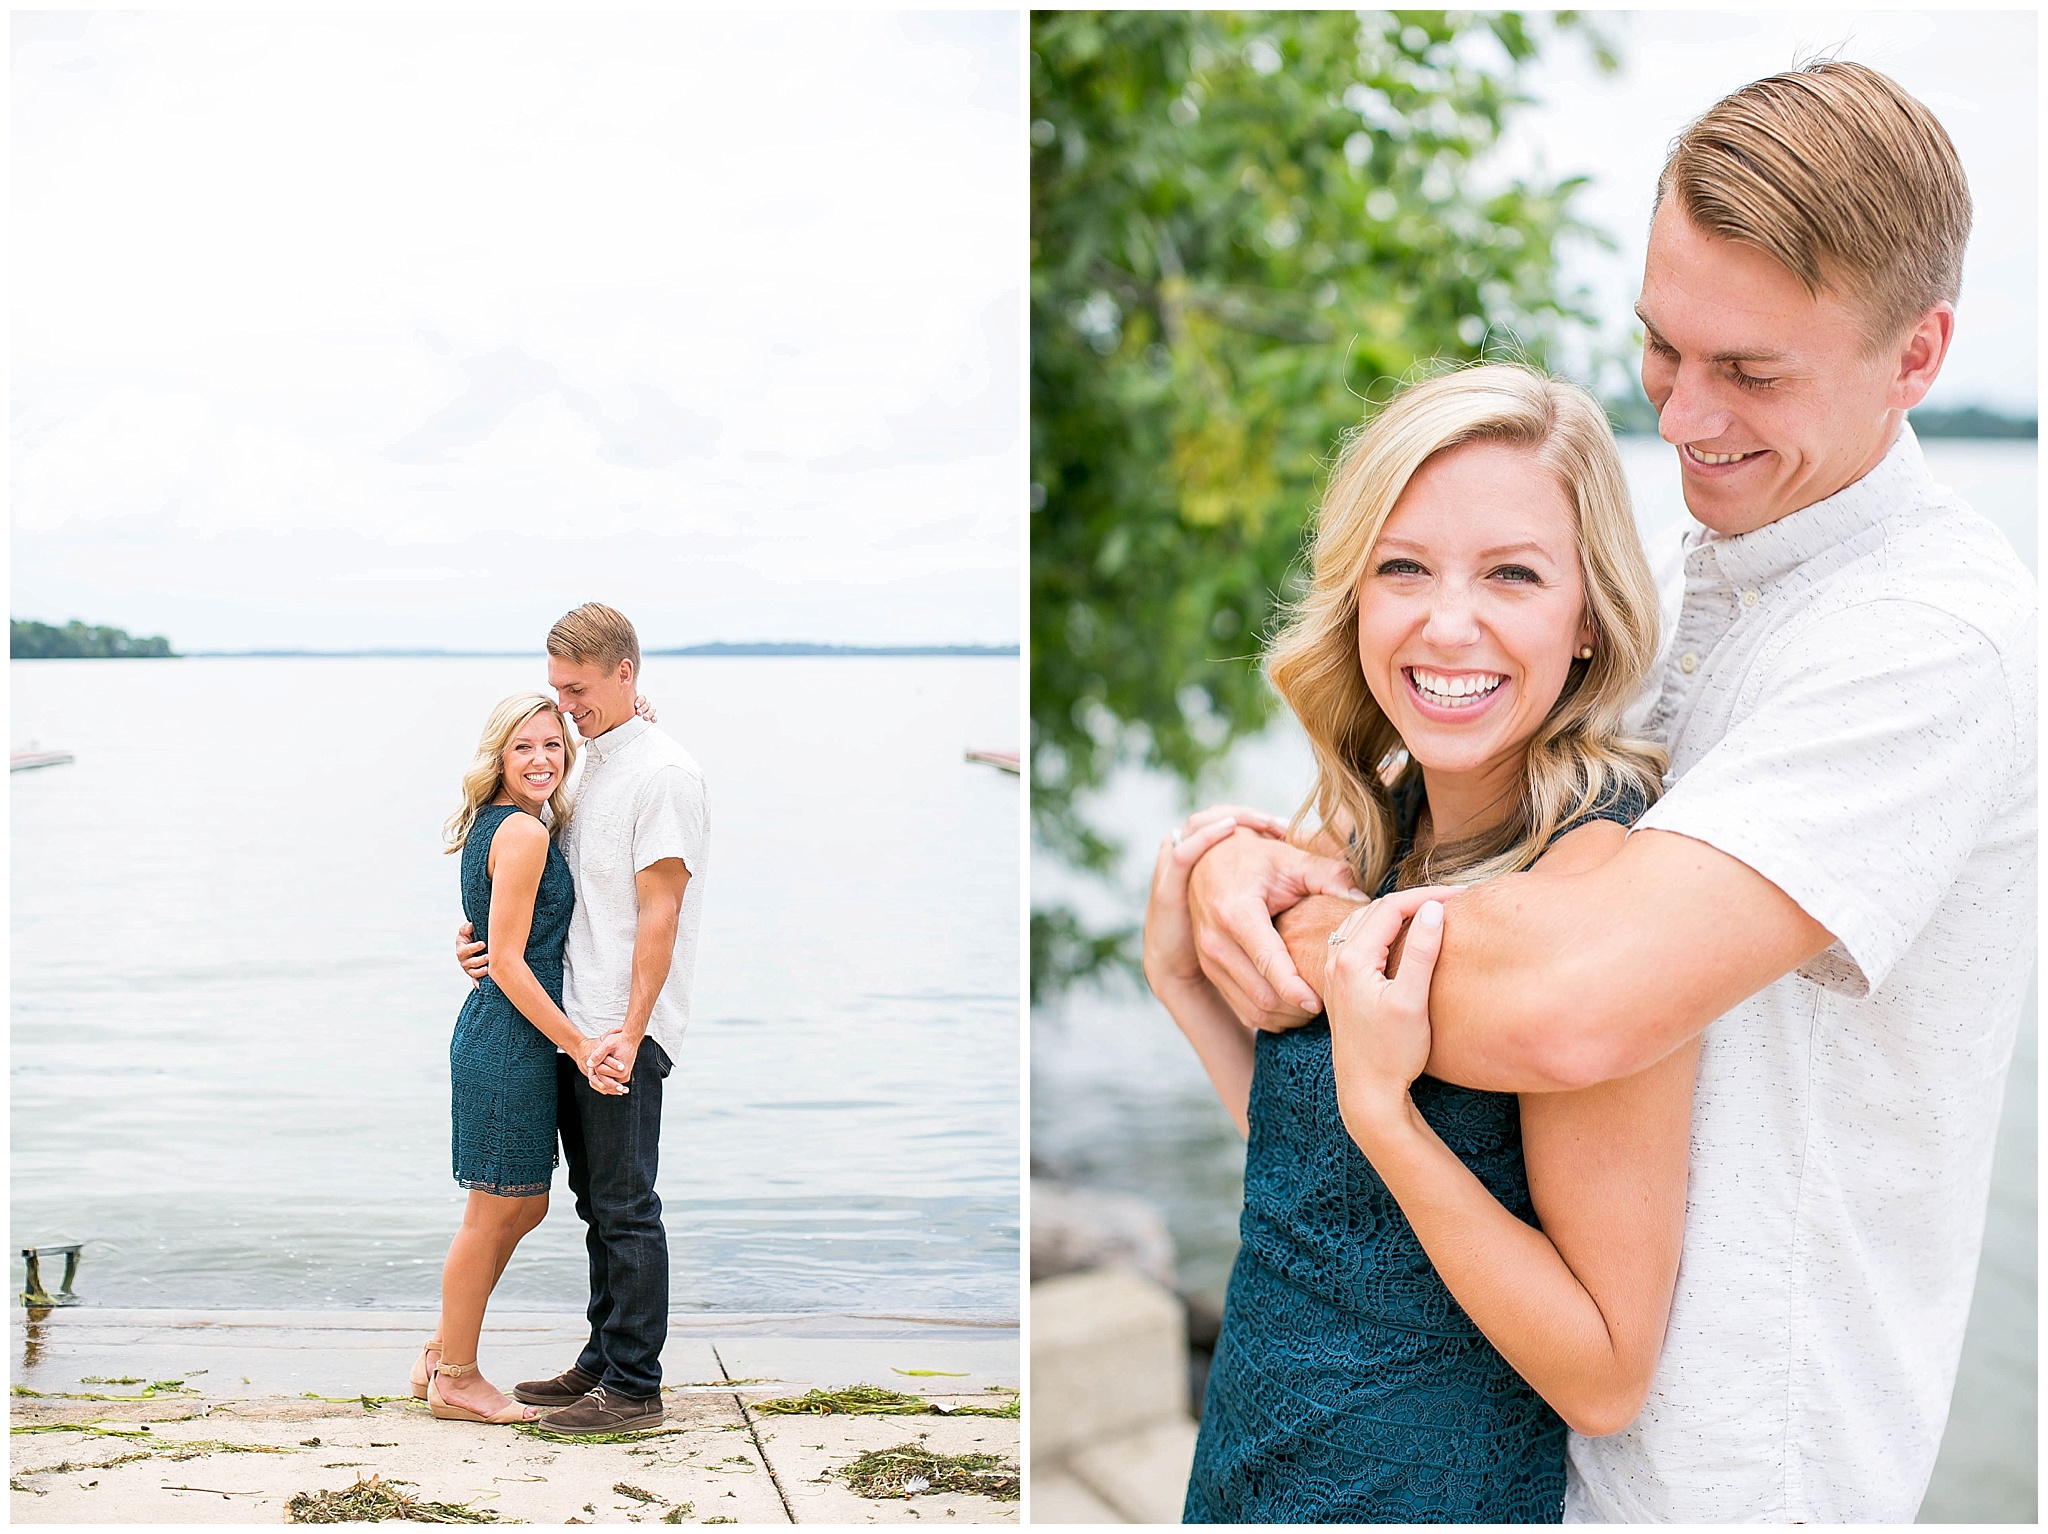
[838,1435,1019,1501]
[13,1376,200,1402]
[300,1392,413,1409]
[285,1472,500,1523]
[749,1383,1019,1418]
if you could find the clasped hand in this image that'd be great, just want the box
[1143,805,1296,1005]
[1172,812,1360,1027]
[580,1030,636,1093]
[1162,805,1461,1047]
[455,921,635,1095]
[1324,893,1450,1138]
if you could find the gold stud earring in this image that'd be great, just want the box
[1577,645,1594,660]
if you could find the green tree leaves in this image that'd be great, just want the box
[1031,10,1611,994]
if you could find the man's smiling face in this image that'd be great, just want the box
[548,652,635,740]
[1636,201,1950,537]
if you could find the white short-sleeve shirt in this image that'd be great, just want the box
[560,717,709,1066]
[1565,426,2037,1523]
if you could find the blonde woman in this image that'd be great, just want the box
[412,694,626,1425]
[1144,364,1692,1521]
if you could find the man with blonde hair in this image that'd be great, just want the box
[1182,61,2034,1521]
[459,601,708,1435]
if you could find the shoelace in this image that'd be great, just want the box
[578,1385,653,1412]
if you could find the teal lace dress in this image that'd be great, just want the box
[450,804,574,1197]
[1185,779,1646,1523]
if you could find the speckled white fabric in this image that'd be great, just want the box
[560,716,710,1065]
[1565,426,2037,1523]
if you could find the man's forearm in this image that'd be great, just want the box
[1416,832,1832,1093]
[1422,880,1598,1092]
[1281,881,1605,1090]
[1277,896,1353,1000]
[621,907,680,1042]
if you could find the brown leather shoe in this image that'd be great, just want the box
[538,1385,665,1435]
[511,1365,601,1408]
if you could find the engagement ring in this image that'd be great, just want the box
[1171,827,1184,847]
[1328,930,1348,949]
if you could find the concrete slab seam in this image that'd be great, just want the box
[717,1340,796,1524]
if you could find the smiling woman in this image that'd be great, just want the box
[11,6,1022,1513]
[1356,443,1595,844]
[1136,362,1680,1523]
[444,693,578,855]
[1266,365,1664,895]
[430,690,619,1425]
[1103,51,2035,1529]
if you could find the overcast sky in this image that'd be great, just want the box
[1506,10,2035,412]
[13,12,2032,653]
[12,11,1022,652]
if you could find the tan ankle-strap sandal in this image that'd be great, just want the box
[428,1359,539,1424]
[410,1337,443,1400]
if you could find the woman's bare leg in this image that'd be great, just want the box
[490,1195,549,1287]
[435,1190,548,1415]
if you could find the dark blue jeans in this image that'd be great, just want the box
[556,1038,670,1399]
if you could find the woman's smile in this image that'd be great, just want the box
[1404,666,1510,715]
[1357,439,1592,842]
[499,714,568,815]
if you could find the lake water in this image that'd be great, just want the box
[1032,440,2037,1519]
[14,655,1021,1325]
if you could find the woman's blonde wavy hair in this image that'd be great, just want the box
[1266,362,1667,893]
[443,692,578,853]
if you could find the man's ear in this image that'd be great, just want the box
[618,657,637,689]
[1889,303,1955,412]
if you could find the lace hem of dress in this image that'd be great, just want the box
[456,1175,552,1198]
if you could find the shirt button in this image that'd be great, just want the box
[1741,588,1760,608]
[1680,652,1700,674]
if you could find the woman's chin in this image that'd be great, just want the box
[1404,717,1544,782]
[1406,748,1494,779]
[1392,715,1505,772]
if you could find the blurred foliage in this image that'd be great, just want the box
[12,618,174,659]
[1030,10,1616,998]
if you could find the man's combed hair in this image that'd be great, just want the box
[1657,59,1971,346]
[547,602,641,680]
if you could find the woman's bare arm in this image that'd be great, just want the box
[1511,1038,1696,1433]
[485,814,621,1090]
[1161,979,1258,1139]
[1328,819,1694,1436]
[1144,814,1261,1136]
[1148,809,1452,1138]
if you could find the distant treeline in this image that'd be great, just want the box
[12,619,176,659]
[184,642,1020,659]
[1606,394,2036,439]
[649,642,1019,657]
[1906,406,2037,440]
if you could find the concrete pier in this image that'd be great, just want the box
[10,1307,1018,1524]
[1028,1269,1196,1523]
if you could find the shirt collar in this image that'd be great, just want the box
[580,714,648,763]
[1687,422,1934,589]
